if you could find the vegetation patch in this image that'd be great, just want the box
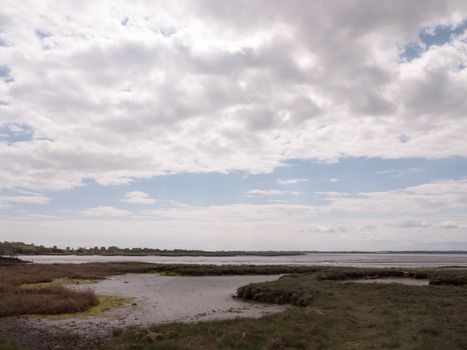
[21,278,96,289]
[109,268,467,350]
[1,263,467,349]
[0,256,28,266]
[0,285,98,317]
[28,294,129,320]
[429,275,467,286]
[0,263,149,318]
[316,267,429,281]
[147,264,318,276]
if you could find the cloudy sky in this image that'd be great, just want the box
[1,1,467,250]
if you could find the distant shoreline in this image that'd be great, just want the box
[10,250,467,257]
[12,251,306,257]
[2,242,467,257]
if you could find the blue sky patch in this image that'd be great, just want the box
[2,156,466,220]
[0,65,13,83]
[401,20,467,61]
[0,123,34,144]
[34,29,52,39]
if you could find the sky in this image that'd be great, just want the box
[1,1,467,250]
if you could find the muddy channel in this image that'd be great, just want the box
[0,274,286,349]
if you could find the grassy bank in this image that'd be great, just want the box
[2,263,467,349]
[28,294,128,320]
[109,268,467,350]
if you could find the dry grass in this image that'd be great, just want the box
[0,262,159,287]
[28,294,128,320]
[0,262,156,317]
[0,286,98,317]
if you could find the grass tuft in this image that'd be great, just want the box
[28,294,128,320]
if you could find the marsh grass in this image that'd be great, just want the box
[148,264,318,276]
[0,285,98,317]
[27,294,128,320]
[2,263,467,349]
[109,270,467,350]
[0,262,155,317]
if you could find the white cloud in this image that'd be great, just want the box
[321,179,467,213]
[244,189,301,197]
[1,2,467,251]
[376,168,422,178]
[81,206,133,217]
[140,203,315,222]
[2,214,465,250]
[439,221,460,229]
[276,178,308,185]
[305,225,346,233]
[391,218,430,228]
[315,191,349,198]
[0,194,50,205]
[121,191,156,204]
[0,2,466,190]
[376,169,396,175]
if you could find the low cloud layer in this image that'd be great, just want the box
[320,179,467,213]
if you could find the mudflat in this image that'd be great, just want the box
[72,274,287,324]
[0,274,286,350]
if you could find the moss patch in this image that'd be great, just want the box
[27,294,129,320]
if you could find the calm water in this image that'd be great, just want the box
[18,253,467,267]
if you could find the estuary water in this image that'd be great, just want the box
[18,253,467,267]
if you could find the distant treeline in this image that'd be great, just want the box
[1,242,466,257]
[0,241,304,257]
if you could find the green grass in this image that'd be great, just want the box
[108,269,467,350]
[2,263,467,349]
